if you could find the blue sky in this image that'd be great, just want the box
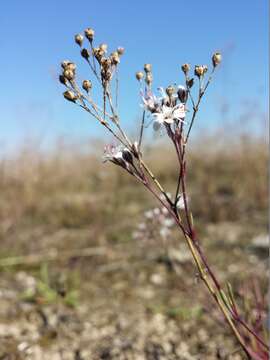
[0,0,268,151]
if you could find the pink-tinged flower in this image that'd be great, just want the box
[141,91,159,112]
[152,104,186,131]
[103,144,124,162]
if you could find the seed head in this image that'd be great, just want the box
[101,57,111,69]
[117,47,125,55]
[166,85,175,97]
[145,72,153,85]
[136,71,144,81]
[82,80,92,92]
[144,63,152,73]
[84,28,95,41]
[181,63,190,74]
[212,52,222,67]
[186,78,194,88]
[75,34,83,47]
[63,90,77,102]
[63,69,75,81]
[81,48,90,60]
[194,65,205,78]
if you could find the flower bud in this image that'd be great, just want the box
[81,48,90,60]
[82,80,92,92]
[63,69,75,81]
[145,72,153,85]
[63,90,77,102]
[75,34,83,47]
[181,63,190,74]
[117,47,125,55]
[136,71,144,81]
[122,149,133,164]
[84,28,95,41]
[186,78,194,88]
[166,85,175,97]
[212,52,222,67]
[144,63,152,73]
[177,86,187,103]
[194,65,204,77]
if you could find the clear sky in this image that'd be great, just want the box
[0,0,268,151]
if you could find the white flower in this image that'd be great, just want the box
[152,104,186,131]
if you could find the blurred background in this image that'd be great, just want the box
[0,1,268,359]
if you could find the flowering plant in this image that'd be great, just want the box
[59,27,268,359]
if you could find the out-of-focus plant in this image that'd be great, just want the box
[59,27,269,359]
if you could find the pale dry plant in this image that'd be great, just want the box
[59,27,269,359]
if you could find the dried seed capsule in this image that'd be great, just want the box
[61,60,70,69]
[117,47,125,55]
[144,63,152,73]
[203,65,208,74]
[82,80,92,92]
[212,52,222,67]
[63,69,75,81]
[65,62,76,72]
[181,63,190,74]
[84,28,95,41]
[194,65,204,77]
[111,51,120,65]
[75,34,83,47]
[145,72,153,85]
[59,74,67,85]
[81,48,90,60]
[99,43,108,53]
[63,90,77,102]
[136,71,144,81]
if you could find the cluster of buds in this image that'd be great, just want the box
[60,61,76,83]
[135,63,153,86]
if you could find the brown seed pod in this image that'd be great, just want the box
[99,43,108,53]
[75,34,83,47]
[212,52,222,67]
[61,60,71,69]
[65,62,76,72]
